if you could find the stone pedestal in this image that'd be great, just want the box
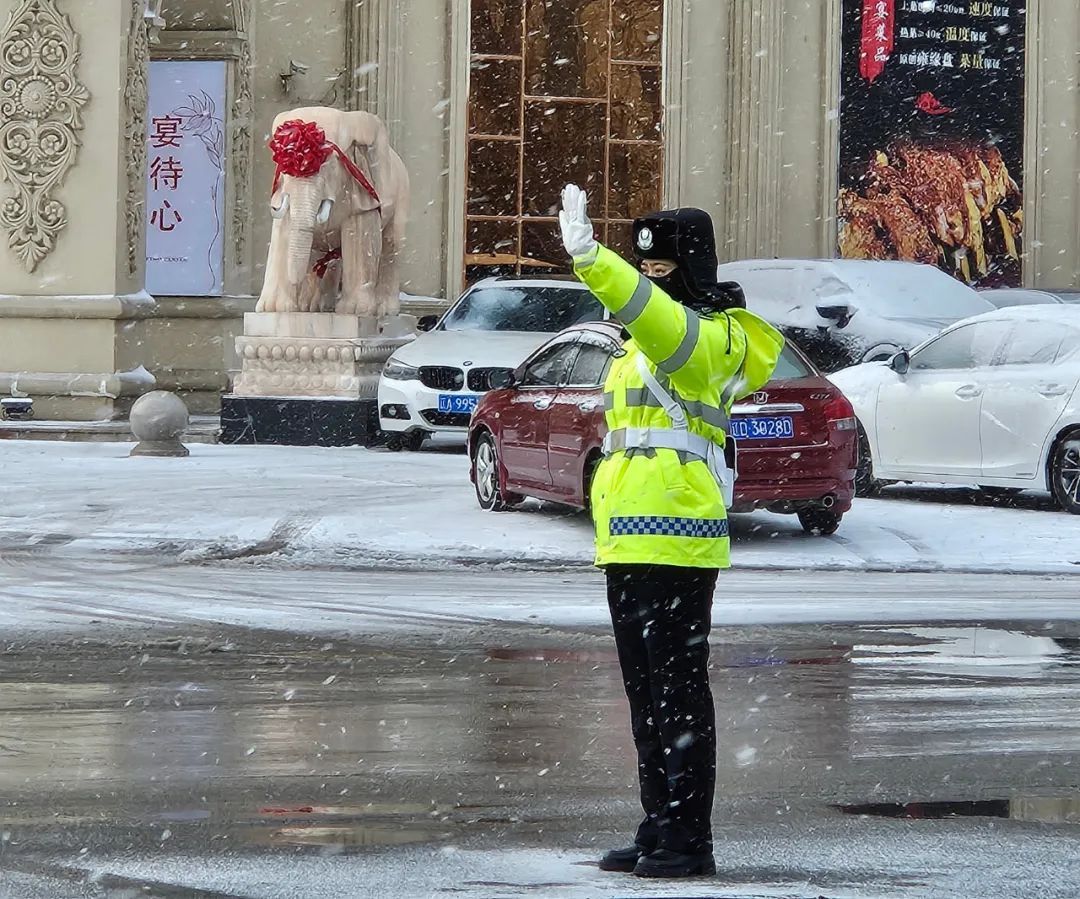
[221,312,414,446]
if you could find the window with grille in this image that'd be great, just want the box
[466,0,665,286]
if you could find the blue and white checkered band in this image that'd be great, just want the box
[609,516,730,539]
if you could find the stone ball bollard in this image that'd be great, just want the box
[129,391,190,458]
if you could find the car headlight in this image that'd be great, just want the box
[383,358,420,381]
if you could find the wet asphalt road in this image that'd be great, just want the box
[1,566,1080,898]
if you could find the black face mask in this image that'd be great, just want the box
[646,268,747,316]
[647,267,701,307]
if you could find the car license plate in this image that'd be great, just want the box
[438,394,480,414]
[730,416,794,440]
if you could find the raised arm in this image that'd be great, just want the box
[559,185,745,394]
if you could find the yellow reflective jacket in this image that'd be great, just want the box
[573,245,784,569]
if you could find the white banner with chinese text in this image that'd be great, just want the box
[146,60,227,297]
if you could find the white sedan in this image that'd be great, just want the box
[830,306,1080,513]
[378,278,603,450]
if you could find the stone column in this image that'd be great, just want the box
[345,0,403,136]
[0,0,153,421]
[722,0,785,261]
[1025,0,1080,287]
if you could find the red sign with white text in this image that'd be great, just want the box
[860,0,895,83]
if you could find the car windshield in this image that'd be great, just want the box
[441,285,604,333]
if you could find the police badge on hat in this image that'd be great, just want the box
[636,227,654,251]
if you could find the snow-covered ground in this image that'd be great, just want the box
[1,441,1078,575]
[25,824,1080,899]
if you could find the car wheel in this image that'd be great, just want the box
[854,423,883,497]
[582,452,602,513]
[405,431,427,452]
[798,508,843,536]
[471,432,519,512]
[385,434,405,452]
[1050,432,1080,514]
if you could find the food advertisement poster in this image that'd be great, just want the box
[838,1,1027,286]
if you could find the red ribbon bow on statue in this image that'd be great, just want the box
[269,119,381,207]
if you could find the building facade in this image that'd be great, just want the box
[0,0,1077,420]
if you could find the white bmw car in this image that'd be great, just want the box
[830,306,1080,513]
[378,278,604,450]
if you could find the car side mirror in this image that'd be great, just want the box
[890,349,911,375]
[488,369,516,390]
[816,302,854,329]
[416,314,439,333]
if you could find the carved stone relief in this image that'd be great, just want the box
[124,0,150,277]
[231,0,254,263]
[0,0,90,273]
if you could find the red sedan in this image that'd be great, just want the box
[468,320,858,534]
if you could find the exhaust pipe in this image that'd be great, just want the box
[820,494,837,510]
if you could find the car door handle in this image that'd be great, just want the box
[955,385,982,399]
[533,398,552,411]
[578,400,600,412]
[1038,384,1068,397]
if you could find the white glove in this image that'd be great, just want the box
[559,184,598,261]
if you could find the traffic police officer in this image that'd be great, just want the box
[559,185,784,879]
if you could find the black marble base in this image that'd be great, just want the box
[220,395,379,447]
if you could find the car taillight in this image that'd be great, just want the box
[824,393,857,431]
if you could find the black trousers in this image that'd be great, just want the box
[606,564,718,855]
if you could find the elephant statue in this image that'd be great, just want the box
[257,107,410,319]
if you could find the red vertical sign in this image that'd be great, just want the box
[860,0,895,83]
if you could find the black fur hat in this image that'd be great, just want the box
[633,208,745,312]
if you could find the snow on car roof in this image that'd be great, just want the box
[470,277,589,290]
[718,257,952,274]
[717,257,990,321]
[964,304,1080,325]
[977,288,1065,307]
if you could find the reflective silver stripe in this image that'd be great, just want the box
[603,391,615,411]
[621,447,700,465]
[604,427,711,463]
[658,310,701,375]
[688,401,730,430]
[616,274,653,324]
[622,387,729,430]
[721,358,747,406]
[625,387,662,408]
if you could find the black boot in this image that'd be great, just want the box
[633,848,716,879]
[598,844,650,873]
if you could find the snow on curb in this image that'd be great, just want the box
[1,441,1079,576]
